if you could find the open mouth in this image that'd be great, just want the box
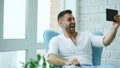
[70,26,75,28]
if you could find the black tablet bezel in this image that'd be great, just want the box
[106,8,118,22]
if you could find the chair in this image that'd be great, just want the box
[43,30,103,68]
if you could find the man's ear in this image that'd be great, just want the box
[58,20,63,27]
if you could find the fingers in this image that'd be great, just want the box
[114,15,120,22]
[65,58,81,66]
[70,58,81,66]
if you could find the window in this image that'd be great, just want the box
[1,0,26,68]
[0,50,25,68]
[0,0,61,68]
[37,0,50,43]
[3,0,26,39]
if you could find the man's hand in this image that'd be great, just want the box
[103,14,120,46]
[65,58,81,66]
[113,15,120,29]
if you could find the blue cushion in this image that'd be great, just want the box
[43,30,103,67]
[43,30,59,52]
[92,32,103,66]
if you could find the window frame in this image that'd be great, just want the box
[0,0,79,67]
[0,0,38,63]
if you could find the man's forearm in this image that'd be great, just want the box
[47,54,68,66]
[103,27,118,46]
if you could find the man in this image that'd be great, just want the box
[47,10,120,68]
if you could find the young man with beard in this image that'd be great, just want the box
[47,10,120,68]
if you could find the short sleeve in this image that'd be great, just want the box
[90,33,105,47]
[46,37,59,58]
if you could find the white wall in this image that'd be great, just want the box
[77,0,120,67]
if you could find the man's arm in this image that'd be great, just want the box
[47,54,67,66]
[47,54,81,66]
[103,15,120,46]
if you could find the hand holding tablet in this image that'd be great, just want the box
[106,8,118,22]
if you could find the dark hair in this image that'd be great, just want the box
[57,10,72,21]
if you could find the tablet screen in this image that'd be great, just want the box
[106,9,118,22]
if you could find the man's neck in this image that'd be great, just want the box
[63,31,78,45]
[63,31,77,39]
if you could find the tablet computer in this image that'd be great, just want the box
[106,8,118,22]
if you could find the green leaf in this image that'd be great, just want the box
[42,63,46,68]
[22,54,42,68]
[37,54,41,61]
[30,61,36,68]
[42,56,46,63]
[24,62,30,68]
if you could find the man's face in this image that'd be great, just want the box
[61,13,76,33]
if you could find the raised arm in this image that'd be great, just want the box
[103,15,120,46]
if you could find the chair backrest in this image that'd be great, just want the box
[43,30,59,52]
[92,32,103,66]
[43,30,103,66]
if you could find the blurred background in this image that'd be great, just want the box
[0,0,120,68]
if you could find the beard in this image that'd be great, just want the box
[65,24,75,33]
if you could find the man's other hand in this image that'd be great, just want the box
[65,58,81,66]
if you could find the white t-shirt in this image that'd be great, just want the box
[47,31,105,65]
